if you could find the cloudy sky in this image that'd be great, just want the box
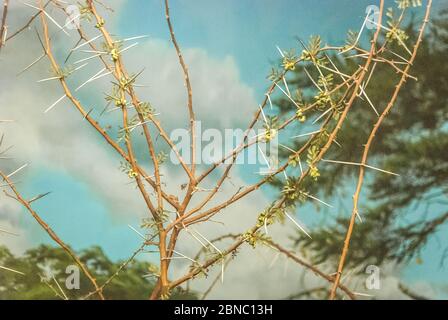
[0,0,446,299]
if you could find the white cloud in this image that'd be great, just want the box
[0,0,261,260]
[0,1,439,300]
[0,198,30,254]
[0,6,294,297]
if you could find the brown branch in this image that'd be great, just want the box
[169,234,356,300]
[265,240,356,300]
[5,0,51,43]
[38,1,158,219]
[33,1,179,212]
[0,171,105,300]
[329,0,432,300]
[87,1,194,184]
[86,0,173,295]
[176,113,334,229]
[186,74,359,220]
[82,242,146,300]
[200,258,231,300]
[164,0,196,180]
[194,46,350,185]
[6,0,428,301]
[59,6,172,213]
[172,0,387,298]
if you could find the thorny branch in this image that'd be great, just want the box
[0,170,105,300]
[0,0,432,300]
[329,0,433,300]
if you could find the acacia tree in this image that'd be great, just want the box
[0,0,433,299]
[0,244,199,299]
[277,7,448,299]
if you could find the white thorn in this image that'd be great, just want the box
[118,42,139,54]
[303,192,333,208]
[258,104,268,125]
[291,130,321,139]
[73,53,102,65]
[128,225,146,240]
[0,265,25,275]
[120,35,150,42]
[285,211,312,239]
[312,108,332,124]
[18,53,46,75]
[7,163,28,178]
[44,94,66,113]
[71,35,103,51]
[23,3,69,36]
[276,45,285,58]
[37,76,60,83]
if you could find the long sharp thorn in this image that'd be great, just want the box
[128,225,146,240]
[6,163,28,178]
[73,53,102,65]
[322,159,399,176]
[44,94,66,113]
[303,67,322,92]
[118,42,139,54]
[291,130,321,139]
[266,93,273,110]
[285,211,312,239]
[72,62,89,73]
[29,191,51,203]
[37,76,60,83]
[23,3,69,36]
[282,76,291,96]
[258,104,268,125]
[276,45,285,58]
[71,35,102,51]
[192,228,222,255]
[0,265,25,275]
[274,82,301,109]
[80,49,107,54]
[120,35,150,42]
[359,84,379,116]
[312,108,332,124]
[304,192,333,208]
[75,67,106,91]
[0,227,19,236]
[171,250,200,265]
[17,53,46,76]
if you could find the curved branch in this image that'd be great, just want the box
[0,171,105,300]
[330,0,433,300]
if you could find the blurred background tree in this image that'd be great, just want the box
[272,9,448,281]
[0,244,196,300]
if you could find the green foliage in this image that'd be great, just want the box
[300,35,321,61]
[263,115,279,142]
[281,49,298,71]
[396,0,422,9]
[274,10,448,271]
[344,30,359,49]
[386,8,410,45]
[0,245,196,300]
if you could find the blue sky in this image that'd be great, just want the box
[118,0,382,92]
[4,0,446,298]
